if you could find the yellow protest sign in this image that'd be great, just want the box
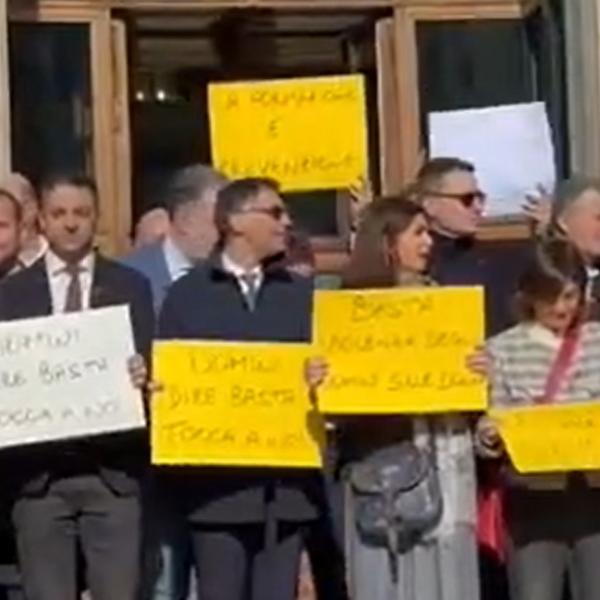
[151,342,325,468]
[208,75,368,191]
[492,402,600,473]
[314,288,486,414]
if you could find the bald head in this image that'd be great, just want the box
[2,173,39,233]
[134,207,170,249]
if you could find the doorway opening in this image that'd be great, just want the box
[127,8,389,247]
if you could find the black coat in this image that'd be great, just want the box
[158,255,321,524]
[0,255,155,497]
[429,232,530,336]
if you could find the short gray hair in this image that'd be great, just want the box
[165,164,227,219]
[551,175,600,225]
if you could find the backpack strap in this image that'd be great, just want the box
[537,325,581,404]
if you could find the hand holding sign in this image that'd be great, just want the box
[0,306,145,449]
[493,402,600,473]
[209,75,368,192]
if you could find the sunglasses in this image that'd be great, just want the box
[425,190,486,208]
[241,206,289,221]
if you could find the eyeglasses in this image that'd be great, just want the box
[424,190,486,208]
[241,206,289,221]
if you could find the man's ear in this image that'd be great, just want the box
[227,213,244,236]
[555,215,568,237]
[422,196,435,216]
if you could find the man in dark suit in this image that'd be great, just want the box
[124,165,226,600]
[159,177,326,600]
[0,174,154,600]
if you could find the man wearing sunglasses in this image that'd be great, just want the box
[158,177,327,600]
[419,157,523,337]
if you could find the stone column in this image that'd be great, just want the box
[564,0,600,176]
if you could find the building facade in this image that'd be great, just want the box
[0,0,578,268]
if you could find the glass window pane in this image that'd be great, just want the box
[283,190,339,236]
[9,23,93,182]
[417,20,536,144]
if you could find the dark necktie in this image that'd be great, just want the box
[240,272,259,311]
[64,264,83,312]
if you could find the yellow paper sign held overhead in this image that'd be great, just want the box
[314,288,486,414]
[152,342,325,468]
[493,402,600,473]
[208,75,368,191]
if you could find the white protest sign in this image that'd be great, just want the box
[429,102,556,217]
[0,305,146,448]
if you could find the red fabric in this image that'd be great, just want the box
[537,325,581,404]
[477,464,506,562]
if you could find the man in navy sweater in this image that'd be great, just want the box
[158,177,326,600]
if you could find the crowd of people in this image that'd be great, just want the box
[0,158,599,600]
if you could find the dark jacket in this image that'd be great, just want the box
[0,255,155,497]
[158,255,320,524]
[429,232,529,336]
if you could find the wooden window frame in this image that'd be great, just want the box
[5,0,540,261]
[0,0,10,177]
[393,0,542,242]
[8,1,129,254]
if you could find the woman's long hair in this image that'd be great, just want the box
[342,194,426,290]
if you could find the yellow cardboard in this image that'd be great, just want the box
[151,342,325,468]
[314,287,486,414]
[208,75,368,191]
[492,402,600,473]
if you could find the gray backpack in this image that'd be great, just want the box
[350,441,443,580]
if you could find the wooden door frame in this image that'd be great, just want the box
[8,1,126,254]
[0,0,10,177]
[6,0,540,260]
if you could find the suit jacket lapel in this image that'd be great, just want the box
[90,254,116,309]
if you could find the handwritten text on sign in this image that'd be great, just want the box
[493,402,600,473]
[208,75,368,191]
[314,288,486,414]
[0,306,145,449]
[152,342,325,468]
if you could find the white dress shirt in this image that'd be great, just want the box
[586,265,599,301]
[163,236,193,282]
[221,253,263,297]
[20,235,49,268]
[45,249,95,313]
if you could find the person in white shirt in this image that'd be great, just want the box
[124,165,227,314]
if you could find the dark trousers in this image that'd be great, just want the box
[12,474,141,600]
[140,480,192,600]
[304,467,348,600]
[190,522,304,600]
[506,483,600,600]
